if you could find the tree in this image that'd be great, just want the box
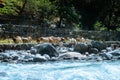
[98,0,120,31]
[72,0,120,30]
[72,0,104,30]
[49,0,80,28]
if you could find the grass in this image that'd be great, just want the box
[0,39,13,44]
[0,39,37,44]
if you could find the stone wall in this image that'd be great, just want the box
[0,24,120,41]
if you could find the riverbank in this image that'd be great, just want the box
[0,41,120,63]
[0,41,120,50]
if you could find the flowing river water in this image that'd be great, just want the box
[0,60,120,80]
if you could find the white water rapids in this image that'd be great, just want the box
[0,61,120,80]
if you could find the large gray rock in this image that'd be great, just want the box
[74,42,89,53]
[91,41,106,51]
[58,52,87,60]
[30,43,59,57]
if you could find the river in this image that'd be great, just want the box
[0,60,120,80]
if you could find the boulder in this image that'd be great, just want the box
[91,41,106,51]
[58,52,87,60]
[74,42,89,53]
[30,43,59,57]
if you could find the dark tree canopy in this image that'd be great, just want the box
[0,0,120,31]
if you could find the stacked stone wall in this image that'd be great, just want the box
[0,24,120,41]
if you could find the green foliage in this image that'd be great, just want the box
[20,0,55,20]
[94,21,107,31]
[117,28,120,32]
[0,0,16,15]
[0,0,120,30]
[49,0,80,28]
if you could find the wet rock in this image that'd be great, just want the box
[9,52,19,60]
[0,44,5,52]
[0,53,10,59]
[101,49,107,53]
[20,44,28,50]
[56,47,68,53]
[62,43,74,48]
[4,44,12,50]
[20,44,35,50]
[0,72,8,77]
[24,54,34,59]
[106,47,113,52]
[118,56,120,59]
[86,54,103,61]
[10,44,16,50]
[91,41,106,51]
[43,54,50,60]
[0,55,4,60]
[50,57,58,61]
[96,57,103,61]
[30,43,59,57]
[74,42,89,54]
[58,52,87,60]
[100,52,113,60]
[26,44,35,49]
[2,59,10,62]
[17,53,33,62]
[14,44,21,50]
[0,49,4,52]
[33,54,47,62]
[108,48,120,56]
[89,48,99,54]
[30,48,37,54]
[12,56,19,60]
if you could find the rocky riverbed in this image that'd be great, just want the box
[0,41,120,63]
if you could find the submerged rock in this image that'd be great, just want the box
[0,72,8,77]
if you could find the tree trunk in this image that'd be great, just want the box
[19,0,27,15]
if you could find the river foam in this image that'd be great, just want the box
[0,61,120,80]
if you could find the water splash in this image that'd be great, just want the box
[0,61,120,80]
